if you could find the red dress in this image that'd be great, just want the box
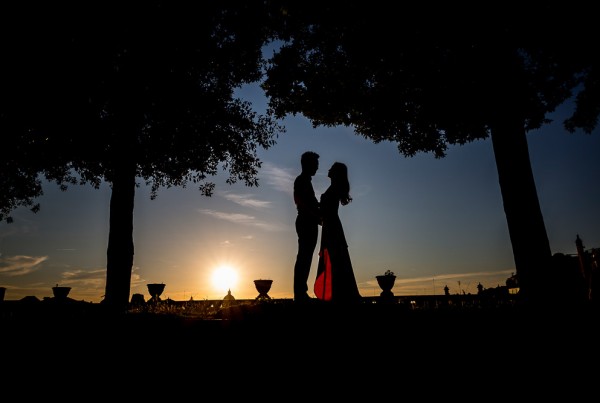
[314,186,361,302]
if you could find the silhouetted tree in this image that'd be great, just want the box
[1,1,283,311]
[262,3,599,307]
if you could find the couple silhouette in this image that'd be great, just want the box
[293,151,362,304]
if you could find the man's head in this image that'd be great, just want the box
[301,151,319,176]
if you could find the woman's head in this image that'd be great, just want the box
[328,162,346,179]
[328,162,352,205]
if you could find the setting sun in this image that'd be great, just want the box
[211,265,238,292]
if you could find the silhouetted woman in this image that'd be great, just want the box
[314,162,362,303]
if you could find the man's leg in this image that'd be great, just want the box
[293,219,318,301]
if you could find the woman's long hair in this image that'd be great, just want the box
[329,162,352,205]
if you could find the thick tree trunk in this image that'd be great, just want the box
[103,159,136,312]
[490,118,553,307]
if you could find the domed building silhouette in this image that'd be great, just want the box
[221,289,236,308]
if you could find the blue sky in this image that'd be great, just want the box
[1,84,599,303]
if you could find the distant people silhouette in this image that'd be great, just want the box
[314,162,361,303]
[293,151,321,303]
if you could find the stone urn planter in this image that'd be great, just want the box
[147,283,165,302]
[52,285,72,300]
[376,270,396,302]
[130,293,146,308]
[254,279,273,301]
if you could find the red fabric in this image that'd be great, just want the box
[314,248,333,301]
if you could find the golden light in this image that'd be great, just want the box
[211,265,238,293]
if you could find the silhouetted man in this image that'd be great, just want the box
[293,151,320,303]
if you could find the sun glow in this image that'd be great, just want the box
[211,265,238,292]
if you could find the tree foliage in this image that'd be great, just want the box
[1,1,284,309]
[263,2,599,305]
[3,1,282,201]
[266,3,597,142]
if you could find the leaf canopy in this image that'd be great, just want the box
[1,0,284,222]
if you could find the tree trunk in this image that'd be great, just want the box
[490,118,553,307]
[103,159,136,312]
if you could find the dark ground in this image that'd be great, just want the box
[1,300,597,392]
[2,299,596,349]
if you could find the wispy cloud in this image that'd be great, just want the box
[43,266,113,301]
[61,268,106,282]
[199,209,282,231]
[0,255,48,276]
[360,269,514,296]
[397,270,514,285]
[129,266,144,288]
[61,265,141,288]
[200,209,258,224]
[220,191,271,209]
[216,161,294,205]
[260,162,294,194]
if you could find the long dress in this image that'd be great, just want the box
[314,186,361,302]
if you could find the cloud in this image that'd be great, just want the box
[198,209,282,231]
[220,191,272,209]
[56,266,143,297]
[0,255,48,276]
[61,268,106,281]
[129,266,144,288]
[260,162,294,194]
[360,269,514,296]
[200,209,258,224]
[397,270,514,285]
